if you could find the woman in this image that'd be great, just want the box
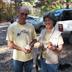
[35,12,64,72]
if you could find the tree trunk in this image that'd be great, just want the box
[14,0,17,15]
[66,0,69,9]
[0,9,1,21]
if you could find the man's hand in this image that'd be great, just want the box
[27,47,33,53]
[21,48,28,53]
[22,46,33,53]
[22,48,32,53]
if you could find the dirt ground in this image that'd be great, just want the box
[0,22,72,72]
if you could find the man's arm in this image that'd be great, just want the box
[29,39,37,47]
[7,40,29,53]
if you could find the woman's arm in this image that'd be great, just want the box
[47,44,63,52]
[56,44,63,52]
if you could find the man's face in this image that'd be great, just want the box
[17,7,28,24]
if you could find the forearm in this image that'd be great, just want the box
[7,41,23,51]
[56,47,63,52]
[48,44,63,52]
[52,45,63,52]
[29,39,37,47]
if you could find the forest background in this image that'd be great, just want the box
[0,0,72,22]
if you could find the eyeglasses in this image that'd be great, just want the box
[20,13,28,16]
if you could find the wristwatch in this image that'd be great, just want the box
[53,46,58,51]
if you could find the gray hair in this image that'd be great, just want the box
[43,12,57,26]
[17,6,29,14]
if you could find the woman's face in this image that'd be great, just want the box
[44,17,54,29]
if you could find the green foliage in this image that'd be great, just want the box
[22,0,36,5]
[69,0,72,2]
[0,1,16,21]
[41,2,49,14]
[0,0,71,21]
[40,0,65,15]
[1,8,16,21]
[51,3,64,11]
[21,2,32,8]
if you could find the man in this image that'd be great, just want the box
[6,6,37,72]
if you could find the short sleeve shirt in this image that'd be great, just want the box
[6,22,37,62]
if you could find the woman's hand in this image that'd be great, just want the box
[34,42,42,49]
[35,45,42,49]
[46,43,63,52]
[46,43,55,50]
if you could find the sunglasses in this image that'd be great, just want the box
[20,13,28,16]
